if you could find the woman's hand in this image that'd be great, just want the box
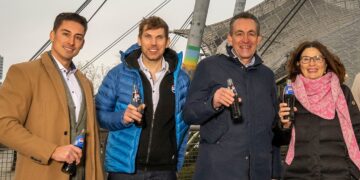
[278,103,297,128]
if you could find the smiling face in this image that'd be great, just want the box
[299,47,327,80]
[138,26,169,62]
[227,18,262,64]
[50,20,85,67]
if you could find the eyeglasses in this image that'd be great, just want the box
[300,55,325,64]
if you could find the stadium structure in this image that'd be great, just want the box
[173,0,360,85]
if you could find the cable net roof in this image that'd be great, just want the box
[173,0,360,85]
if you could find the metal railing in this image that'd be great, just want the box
[0,145,16,180]
[0,125,289,180]
[0,127,200,179]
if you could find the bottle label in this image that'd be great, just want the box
[131,84,141,107]
[74,134,85,149]
[283,82,296,122]
[230,85,236,94]
[284,85,294,95]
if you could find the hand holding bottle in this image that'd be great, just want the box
[227,79,241,120]
[212,87,235,109]
[283,79,296,122]
[51,145,82,164]
[279,79,297,128]
[123,104,145,125]
[61,129,86,176]
[212,79,242,121]
[123,84,145,126]
[278,103,297,128]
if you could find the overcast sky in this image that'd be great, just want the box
[0,0,264,80]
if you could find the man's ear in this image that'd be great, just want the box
[137,37,141,46]
[50,30,55,42]
[166,37,170,48]
[227,33,233,46]
[80,39,85,49]
[256,35,262,45]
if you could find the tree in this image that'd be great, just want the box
[77,62,115,93]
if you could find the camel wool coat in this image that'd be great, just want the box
[0,52,104,180]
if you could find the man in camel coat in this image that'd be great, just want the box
[0,12,104,180]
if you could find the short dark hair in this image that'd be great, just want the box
[138,16,169,38]
[53,12,88,33]
[229,12,260,35]
[287,40,346,83]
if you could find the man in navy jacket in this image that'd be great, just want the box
[183,12,281,180]
[96,16,190,180]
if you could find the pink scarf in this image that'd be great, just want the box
[285,72,360,170]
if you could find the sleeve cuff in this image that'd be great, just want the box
[210,96,224,112]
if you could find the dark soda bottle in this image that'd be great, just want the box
[131,84,144,127]
[61,129,86,176]
[227,78,241,120]
[283,79,295,122]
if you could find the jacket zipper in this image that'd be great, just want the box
[145,112,155,171]
[144,71,171,171]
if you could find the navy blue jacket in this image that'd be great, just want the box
[95,44,190,173]
[183,48,280,180]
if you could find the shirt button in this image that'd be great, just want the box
[245,156,249,160]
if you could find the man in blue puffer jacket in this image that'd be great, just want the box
[95,16,190,180]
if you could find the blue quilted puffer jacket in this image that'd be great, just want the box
[95,44,190,173]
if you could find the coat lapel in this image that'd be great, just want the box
[76,71,98,179]
[75,71,94,129]
[40,52,69,120]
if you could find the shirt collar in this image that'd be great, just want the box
[53,57,77,75]
[138,54,168,73]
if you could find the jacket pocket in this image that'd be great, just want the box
[200,115,229,144]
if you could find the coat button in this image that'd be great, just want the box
[64,131,68,135]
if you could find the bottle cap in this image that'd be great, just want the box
[287,79,291,84]
[227,78,233,86]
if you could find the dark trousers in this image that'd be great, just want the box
[108,170,177,180]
